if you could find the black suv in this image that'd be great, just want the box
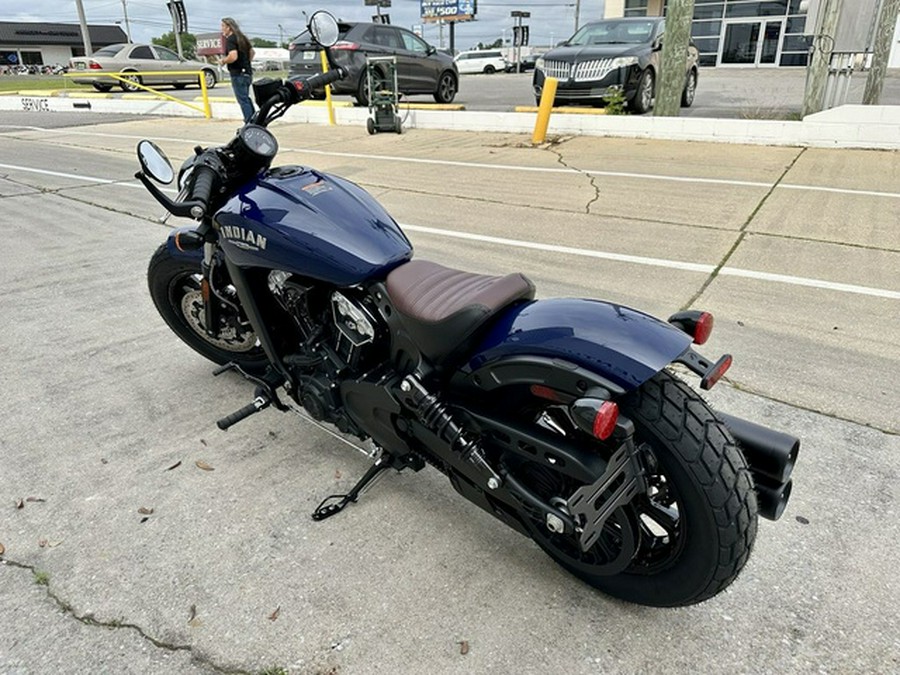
[533,18,699,114]
[289,22,459,106]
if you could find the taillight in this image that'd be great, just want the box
[332,41,359,51]
[88,61,103,70]
[668,310,714,345]
[570,398,619,441]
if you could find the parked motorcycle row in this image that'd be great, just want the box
[0,63,68,75]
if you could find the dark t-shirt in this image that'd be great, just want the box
[225,34,252,75]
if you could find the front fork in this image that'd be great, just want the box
[201,241,219,339]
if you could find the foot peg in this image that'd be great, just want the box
[217,391,271,430]
[312,453,424,521]
[213,363,286,430]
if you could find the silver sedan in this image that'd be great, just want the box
[70,43,218,92]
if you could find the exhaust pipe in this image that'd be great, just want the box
[717,412,800,484]
[753,476,792,521]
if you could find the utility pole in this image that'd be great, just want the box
[278,24,285,48]
[863,0,900,104]
[121,0,132,42]
[802,0,843,117]
[74,0,93,56]
[574,0,581,34]
[654,0,694,117]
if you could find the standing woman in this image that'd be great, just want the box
[219,17,255,122]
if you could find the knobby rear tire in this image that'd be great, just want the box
[526,370,758,607]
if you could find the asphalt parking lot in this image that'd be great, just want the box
[0,114,898,674]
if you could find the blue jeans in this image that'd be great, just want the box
[230,73,255,122]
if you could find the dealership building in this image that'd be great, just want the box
[0,22,127,69]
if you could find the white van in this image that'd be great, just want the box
[454,49,508,74]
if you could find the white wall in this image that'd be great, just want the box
[42,46,72,65]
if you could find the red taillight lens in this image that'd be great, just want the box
[701,354,732,390]
[570,397,619,441]
[88,61,103,70]
[668,310,714,345]
[693,312,714,345]
[592,401,619,441]
[332,41,359,51]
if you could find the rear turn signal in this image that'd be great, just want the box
[701,354,732,390]
[570,398,619,441]
[668,310,714,345]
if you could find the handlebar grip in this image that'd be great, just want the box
[295,67,347,97]
[189,164,217,218]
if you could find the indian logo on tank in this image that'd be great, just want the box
[220,224,267,251]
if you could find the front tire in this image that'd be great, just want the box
[147,245,268,373]
[201,69,217,90]
[119,71,142,92]
[433,71,458,104]
[629,68,654,114]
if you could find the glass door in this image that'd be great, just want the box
[720,19,784,67]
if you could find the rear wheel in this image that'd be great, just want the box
[508,371,758,606]
[147,245,268,373]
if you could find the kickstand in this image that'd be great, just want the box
[312,455,393,521]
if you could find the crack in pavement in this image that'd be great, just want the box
[545,140,602,215]
[680,147,808,311]
[0,558,253,675]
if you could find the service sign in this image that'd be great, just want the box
[196,32,225,56]
[420,0,476,23]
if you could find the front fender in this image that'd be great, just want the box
[464,298,692,393]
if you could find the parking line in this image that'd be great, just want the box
[1,156,896,300]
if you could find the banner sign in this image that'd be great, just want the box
[420,0,476,23]
[167,0,188,33]
[196,33,225,56]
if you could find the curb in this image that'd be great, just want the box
[1,91,898,150]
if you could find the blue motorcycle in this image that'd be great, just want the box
[137,11,799,607]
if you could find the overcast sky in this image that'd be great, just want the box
[2,1,607,50]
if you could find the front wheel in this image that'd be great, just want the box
[629,68,654,114]
[147,245,268,373]
[515,371,758,606]
[433,71,458,104]
[681,69,697,107]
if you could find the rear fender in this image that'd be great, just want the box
[458,298,693,395]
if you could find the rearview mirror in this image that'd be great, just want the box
[137,140,174,184]
[308,11,339,48]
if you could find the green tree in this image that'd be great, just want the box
[475,38,503,50]
[152,32,197,59]
[250,37,277,48]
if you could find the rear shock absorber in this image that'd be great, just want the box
[398,375,502,490]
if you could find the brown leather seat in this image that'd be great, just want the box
[386,260,535,363]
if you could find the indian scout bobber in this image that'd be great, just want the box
[136,11,800,607]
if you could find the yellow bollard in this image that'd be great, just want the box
[320,50,336,126]
[532,77,558,145]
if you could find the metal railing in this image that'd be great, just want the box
[64,70,213,118]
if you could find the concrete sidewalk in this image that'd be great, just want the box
[0,117,898,674]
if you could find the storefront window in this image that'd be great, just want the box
[21,51,43,65]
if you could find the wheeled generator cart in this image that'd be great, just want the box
[365,56,402,134]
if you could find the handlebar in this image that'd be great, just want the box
[289,66,347,98]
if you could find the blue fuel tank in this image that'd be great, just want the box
[214,165,413,286]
